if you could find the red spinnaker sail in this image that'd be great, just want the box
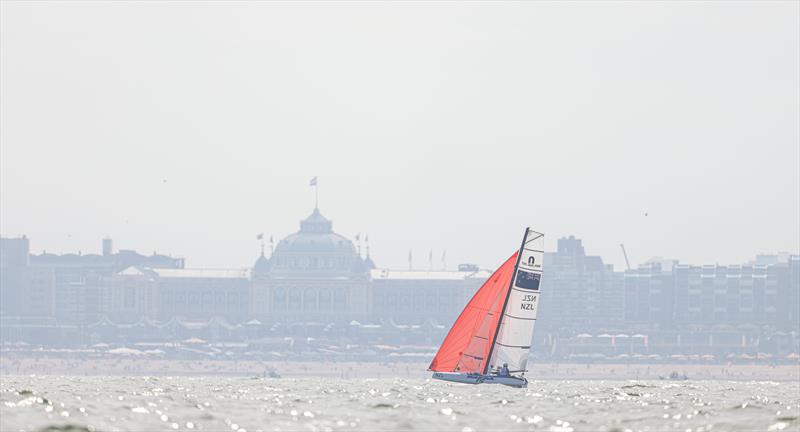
[428,252,518,373]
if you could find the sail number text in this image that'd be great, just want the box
[520,294,537,311]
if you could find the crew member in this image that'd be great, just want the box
[498,363,510,377]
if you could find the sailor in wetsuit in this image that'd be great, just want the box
[497,363,510,377]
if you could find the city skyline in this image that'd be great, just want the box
[4,204,799,271]
[2,227,796,359]
[3,202,798,272]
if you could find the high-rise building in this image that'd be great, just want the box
[538,236,624,333]
[0,236,32,315]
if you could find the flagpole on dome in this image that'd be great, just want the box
[257,233,265,257]
[310,176,319,209]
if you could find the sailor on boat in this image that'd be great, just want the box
[497,363,510,377]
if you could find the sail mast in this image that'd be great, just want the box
[482,227,529,375]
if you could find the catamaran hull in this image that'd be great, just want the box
[431,372,527,388]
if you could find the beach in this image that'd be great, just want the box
[1,356,797,381]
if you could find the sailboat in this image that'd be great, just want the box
[429,228,544,388]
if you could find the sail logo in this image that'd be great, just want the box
[521,252,542,270]
[515,270,540,290]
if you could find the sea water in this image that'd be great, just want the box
[1,376,798,431]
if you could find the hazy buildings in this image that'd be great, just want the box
[624,255,800,331]
[0,237,186,343]
[371,267,489,325]
[538,236,624,333]
[107,267,161,323]
[0,236,32,316]
[29,242,185,325]
[154,268,251,323]
[1,211,798,359]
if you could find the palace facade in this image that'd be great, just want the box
[249,207,373,322]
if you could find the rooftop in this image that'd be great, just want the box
[150,268,251,279]
[370,268,491,281]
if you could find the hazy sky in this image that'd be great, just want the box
[1,1,798,270]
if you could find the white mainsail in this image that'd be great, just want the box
[484,228,544,374]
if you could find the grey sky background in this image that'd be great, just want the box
[1,2,798,271]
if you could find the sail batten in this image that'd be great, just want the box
[485,229,544,375]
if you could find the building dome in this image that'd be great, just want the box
[299,207,334,233]
[364,255,376,270]
[253,250,270,276]
[277,208,355,254]
[270,208,361,277]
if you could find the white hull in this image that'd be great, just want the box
[431,372,527,388]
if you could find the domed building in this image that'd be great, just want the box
[250,207,373,322]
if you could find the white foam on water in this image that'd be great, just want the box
[0,376,797,431]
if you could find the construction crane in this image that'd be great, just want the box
[620,244,632,271]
